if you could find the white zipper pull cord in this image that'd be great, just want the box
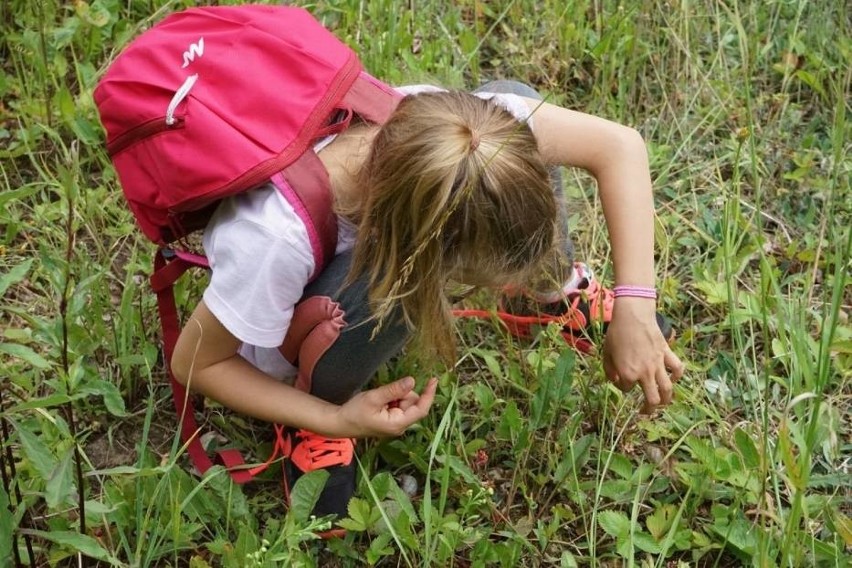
[166,74,198,125]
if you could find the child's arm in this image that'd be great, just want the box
[523,98,685,412]
[171,300,437,437]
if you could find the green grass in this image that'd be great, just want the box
[1,0,849,566]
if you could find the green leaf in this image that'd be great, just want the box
[336,517,367,532]
[26,530,121,565]
[0,258,33,297]
[794,69,826,97]
[233,523,259,563]
[674,528,692,550]
[288,468,329,523]
[830,511,852,547]
[646,504,676,540]
[733,427,760,469]
[344,497,373,531]
[632,530,662,553]
[553,347,575,396]
[710,515,757,558]
[56,85,75,124]
[369,471,392,500]
[560,551,579,568]
[607,452,633,479]
[17,426,57,480]
[811,538,844,562]
[203,468,250,521]
[778,421,803,489]
[0,342,51,369]
[694,280,729,304]
[598,510,631,538]
[471,347,504,380]
[75,0,112,27]
[496,400,522,439]
[686,436,716,469]
[84,499,116,516]
[6,394,76,414]
[45,449,76,510]
[386,476,419,524]
[81,380,127,416]
[0,185,40,208]
[616,535,632,558]
[72,116,101,146]
[0,484,13,563]
[553,435,593,484]
[189,556,215,568]
[598,479,632,499]
[365,531,394,564]
[830,338,852,354]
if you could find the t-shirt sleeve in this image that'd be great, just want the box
[395,85,533,129]
[202,214,314,349]
[473,92,534,130]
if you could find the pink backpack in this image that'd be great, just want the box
[95,5,401,483]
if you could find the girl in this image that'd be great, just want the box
[171,81,684,518]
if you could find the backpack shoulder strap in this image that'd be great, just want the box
[271,152,336,281]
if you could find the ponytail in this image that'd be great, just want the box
[347,91,556,363]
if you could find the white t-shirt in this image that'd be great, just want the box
[202,86,533,378]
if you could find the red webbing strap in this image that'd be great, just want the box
[247,424,291,477]
[451,308,594,354]
[151,249,254,484]
[342,72,403,124]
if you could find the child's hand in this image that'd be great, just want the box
[603,297,684,413]
[335,376,438,438]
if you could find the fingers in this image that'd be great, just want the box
[612,375,632,393]
[374,376,416,405]
[415,377,438,412]
[393,391,420,411]
[656,366,673,407]
[603,353,619,384]
[383,377,438,433]
[394,376,439,411]
[638,373,661,414]
[665,347,685,383]
[635,361,679,413]
[382,377,437,412]
[399,377,438,419]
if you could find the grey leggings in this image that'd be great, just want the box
[300,80,574,404]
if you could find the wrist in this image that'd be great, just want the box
[613,284,656,300]
[328,405,348,438]
[613,295,657,319]
[329,401,366,438]
[309,401,347,438]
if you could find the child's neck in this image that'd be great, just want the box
[318,122,378,215]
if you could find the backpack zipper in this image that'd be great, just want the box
[107,115,185,157]
[108,74,197,156]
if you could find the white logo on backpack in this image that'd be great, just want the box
[181,38,204,68]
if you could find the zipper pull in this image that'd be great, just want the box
[166,74,198,126]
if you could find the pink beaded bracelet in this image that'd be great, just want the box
[613,285,657,300]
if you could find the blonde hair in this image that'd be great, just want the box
[345,90,557,362]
